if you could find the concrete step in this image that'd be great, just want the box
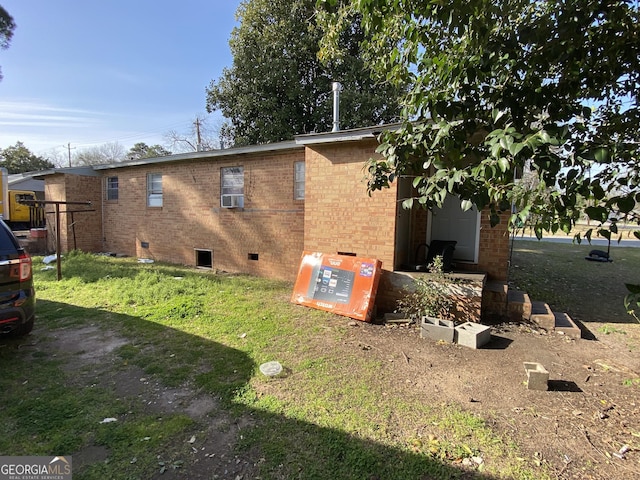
[506,289,532,322]
[530,301,555,330]
[554,312,581,339]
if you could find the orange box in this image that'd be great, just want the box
[291,252,382,322]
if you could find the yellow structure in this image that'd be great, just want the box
[0,168,38,228]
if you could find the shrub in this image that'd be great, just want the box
[396,256,456,320]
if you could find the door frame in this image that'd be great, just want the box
[426,196,481,264]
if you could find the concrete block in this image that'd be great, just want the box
[454,322,492,349]
[420,316,455,343]
[524,362,549,391]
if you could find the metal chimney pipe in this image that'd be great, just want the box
[332,81,342,132]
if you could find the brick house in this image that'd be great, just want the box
[38,125,511,319]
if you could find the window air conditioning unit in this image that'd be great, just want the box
[221,194,243,208]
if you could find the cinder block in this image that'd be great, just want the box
[420,316,455,343]
[524,362,549,391]
[454,322,491,349]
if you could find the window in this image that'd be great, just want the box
[16,193,35,204]
[106,176,118,201]
[147,173,162,207]
[221,166,244,208]
[294,161,305,200]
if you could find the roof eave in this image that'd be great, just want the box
[93,140,302,170]
[294,123,402,146]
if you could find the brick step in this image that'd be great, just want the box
[528,299,581,339]
[506,289,531,322]
[554,312,581,339]
[481,281,509,321]
[484,280,508,295]
[481,284,579,340]
[530,301,555,330]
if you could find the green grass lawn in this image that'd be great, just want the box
[0,251,546,480]
[509,240,640,324]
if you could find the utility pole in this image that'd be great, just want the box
[66,142,76,167]
[194,118,202,152]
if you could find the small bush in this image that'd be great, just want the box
[396,256,456,320]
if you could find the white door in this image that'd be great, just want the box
[428,194,480,263]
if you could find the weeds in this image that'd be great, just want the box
[599,325,627,335]
[396,256,457,320]
[0,251,543,479]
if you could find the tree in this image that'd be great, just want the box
[206,0,404,146]
[127,142,171,161]
[0,5,15,81]
[322,0,639,231]
[321,0,639,316]
[74,142,126,166]
[0,142,55,173]
[163,115,223,152]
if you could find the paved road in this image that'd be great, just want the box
[513,235,640,248]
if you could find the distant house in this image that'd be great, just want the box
[37,125,511,319]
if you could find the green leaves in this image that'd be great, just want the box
[624,284,640,323]
[0,141,55,173]
[497,157,510,173]
[585,206,609,223]
[616,195,636,214]
[345,0,639,242]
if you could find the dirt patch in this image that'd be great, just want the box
[37,319,640,479]
[341,320,640,480]
[41,325,260,480]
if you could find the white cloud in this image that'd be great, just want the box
[0,99,214,156]
[0,100,108,153]
[0,101,103,127]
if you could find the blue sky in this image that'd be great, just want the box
[0,0,241,161]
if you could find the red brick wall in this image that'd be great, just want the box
[303,140,400,313]
[455,209,511,280]
[101,148,305,280]
[303,139,398,268]
[42,140,511,303]
[43,173,102,253]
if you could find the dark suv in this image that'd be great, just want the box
[0,219,35,336]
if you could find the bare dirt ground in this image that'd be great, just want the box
[43,325,259,480]
[349,319,640,480]
[42,316,640,480]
